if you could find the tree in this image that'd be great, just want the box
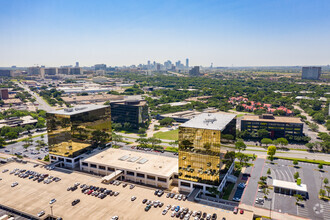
[261,138,272,147]
[313,113,325,124]
[123,122,131,130]
[224,151,235,169]
[257,129,269,139]
[112,133,123,146]
[267,145,276,161]
[148,137,162,149]
[159,117,175,126]
[0,138,5,147]
[112,123,122,131]
[235,140,246,153]
[137,137,149,148]
[5,131,18,140]
[267,168,271,175]
[318,163,323,170]
[294,172,300,180]
[293,160,299,166]
[324,178,328,186]
[276,138,288,148]
[294,194,303,205]
[305,143,314,151]
[309,123,319,132]
[236,152,247,165]
[319,189,326,197]
[23,138,32,150]
[262,188,270,199]
[138,128,146,134]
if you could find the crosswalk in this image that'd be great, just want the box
[321,200,330,220]
[297,201,309,218]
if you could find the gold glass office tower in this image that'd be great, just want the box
[178,113,236,187]
[47,105,112,159]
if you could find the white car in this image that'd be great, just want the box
[37,211,45,217]
[11,182,18,187]
[49,199,56,204]
[171,212,176,217]
[111,216,118,220]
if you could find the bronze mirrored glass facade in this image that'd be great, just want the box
[47,106,112,158]
[178,127,224,185]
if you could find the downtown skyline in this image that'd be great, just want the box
[1,0,330,67]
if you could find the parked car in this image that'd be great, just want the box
[145,205,151,212]
[233,207,238,214]
[142,199,147,204]
[240,209,244,214]
[129,184,135,189]
[131,196,137,201]
[72,199,80,206]
[49,199,56,204]
[37,211,45,217]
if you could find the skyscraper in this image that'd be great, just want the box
[178,113,236,192]
[75,62,79,67]
[186,58,189,68]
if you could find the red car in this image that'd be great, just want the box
[87,190,93,195]
[240,209,244,214]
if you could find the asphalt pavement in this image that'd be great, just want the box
[240,158,266,206]
[0,135,48,160]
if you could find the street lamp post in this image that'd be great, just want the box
[50,205,53,217]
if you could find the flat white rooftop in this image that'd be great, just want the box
[273,179,307,192]
[48,104,109,115]
[82,148,178,178]
[180,113,236,131]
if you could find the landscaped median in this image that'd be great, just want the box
[274,156,330,166]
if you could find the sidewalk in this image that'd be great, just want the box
[239,203,310,220]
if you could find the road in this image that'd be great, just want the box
[15,82,55,112]
[294,105,328,134]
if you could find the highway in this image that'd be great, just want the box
[15,82,55,112]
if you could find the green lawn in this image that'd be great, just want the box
[222,183,235,200]
[153,129,178,141]
[274,156,330,166]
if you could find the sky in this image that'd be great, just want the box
[0,0,330,67]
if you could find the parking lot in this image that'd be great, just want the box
[0,161,253,220]
[242,158,330,220]
[0,134,48,160]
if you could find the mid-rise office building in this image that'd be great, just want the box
[302,67,321,80]
[0,70,12,77]
[58,67,70,74]
[46,105,112,168]
[241,114,303,138]
[189,66,201,76]
[0,88,9,99]
[44,68,58,76]
[70,67,82,75]
[178,113,236,192]
[110,100,148,128]
[94,64,107,71]
[27,67,45,78]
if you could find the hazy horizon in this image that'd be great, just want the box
[1,0,330,67]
